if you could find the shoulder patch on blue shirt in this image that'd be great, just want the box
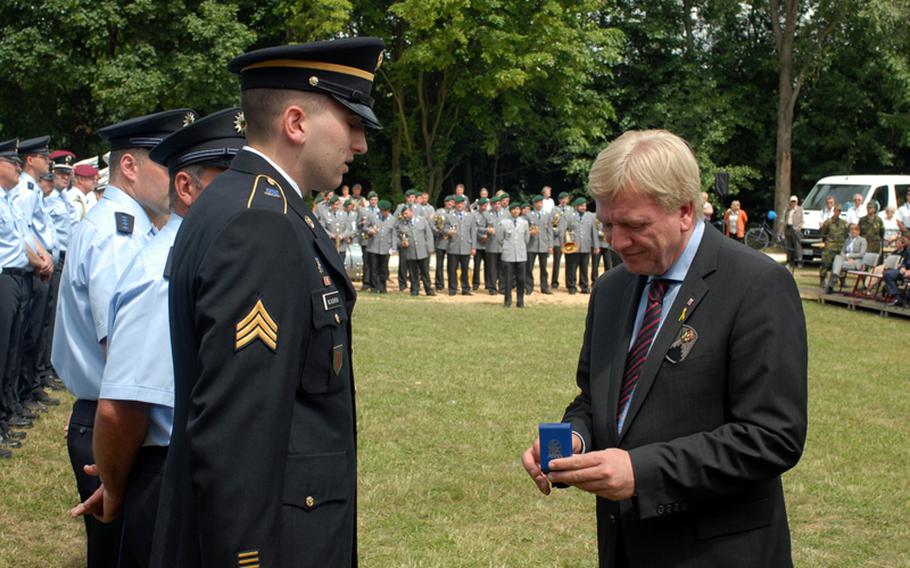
[27,182,34,190]
[115,212,134,235]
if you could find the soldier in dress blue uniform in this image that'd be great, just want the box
[0,139,42,455]
[397,205,436,296]
[498,200,530,308]
[52,108,195,568]
[151,37,383,568]
[525,194,554,295]
[70,108,245,568]
[444,194,476,295]
[364,199,396,293]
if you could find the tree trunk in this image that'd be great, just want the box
[771,0,797,232]
[391,125,402,196]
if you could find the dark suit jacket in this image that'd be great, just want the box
[563,224,807,567]
[151,150,358,568]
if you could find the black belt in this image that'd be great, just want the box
[2,267,30,277]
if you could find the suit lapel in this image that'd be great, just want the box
[618,225,719,444]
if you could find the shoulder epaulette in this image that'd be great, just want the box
[246,175,288,214]
[115,212,134,234]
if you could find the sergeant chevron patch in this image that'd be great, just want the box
[235,299,278,352]
[237,549,260,567]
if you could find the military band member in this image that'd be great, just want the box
[445,195,476,295]
[551,191,571,289]
[472,197,489,291]
[433,195,454,290]
[72,108,245,568]
[499,201,530,308]
[394,190,418,290]
[525,195,553,295]
[359,191,380,291]
[67,164,99,223]
[54,108,193,568]
[590,208,619,282]
[365,199,396,293]
[397,206,436,296]
[349,183,367,209]
[152,38,381,568]
[483,194,506,294]
[562,196,596,294]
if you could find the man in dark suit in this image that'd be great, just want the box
[151,38,384,568]
[522,129,807,567]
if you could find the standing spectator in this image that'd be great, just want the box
[701,191,714,223]
[881,206,901,250]
[896,188,910,235]
[723,200,748,242]
[858,202,885,254]
[820,194,837,223]
[784,195,804,268]
[541,185,555,214]
[845,193,865,225]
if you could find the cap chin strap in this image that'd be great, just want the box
[310,77,374,108]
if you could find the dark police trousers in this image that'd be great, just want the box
[120,445,168,568]
[0,271,31,418]
[67,399,123,568]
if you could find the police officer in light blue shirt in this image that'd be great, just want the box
[79,108,245,567]
[0,139,43,451]
[52,108,194,568]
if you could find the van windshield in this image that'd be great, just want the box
[803,183,871,210]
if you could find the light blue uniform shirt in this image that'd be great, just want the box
[24,187,56,259]
[617,220,705,433]
[46,189,74,254]
[101,214,181,446]
[52,185,156,400]
[11,172,37,222]
[0,190,30,269]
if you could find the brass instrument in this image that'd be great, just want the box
[398,229,410,248]
[529,223,540,237]
[335,233,342,251]
[361,225,378,242]
[551,211,561,229]
[561,228,578,254]
[434,213,445,231]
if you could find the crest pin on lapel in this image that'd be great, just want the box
[665,324,698,364]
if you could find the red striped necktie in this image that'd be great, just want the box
[617,279,669,423]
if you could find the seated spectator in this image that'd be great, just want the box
[724,200,747,242]
[826,223,867,293]
[883,236,910,307]
[881,206,901,250]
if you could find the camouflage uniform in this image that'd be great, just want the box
[858,213,884,253]
[819,217,847,284]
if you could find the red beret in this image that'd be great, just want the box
[73,164,99,177]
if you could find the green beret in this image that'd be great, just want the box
[368,191,378,198]
[329,195,339,204]
[405,189,417,197]
[444,194,455,202]
[509,201,521,210]
[477,197,489,205]
[532,195,544,202]
[378,199,391,210]
[520,201,529,208]
[558,192,569,199]
[572,197,586,206]
[454,195,466,203]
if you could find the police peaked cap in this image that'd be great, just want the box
[150,107,246,174]
[228,37,385,130]
[0,139,21,162]
[18,135,50,156]
[99,109,198,152]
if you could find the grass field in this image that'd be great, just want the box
[1,293,907,567]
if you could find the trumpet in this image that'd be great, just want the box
[551,211,561,230]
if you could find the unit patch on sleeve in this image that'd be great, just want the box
[235,299,278,352]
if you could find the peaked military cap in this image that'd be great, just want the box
[18,135,50,156]
[49,150,76,171]
[228,37,385,130]
[572,197,587,206]
[98,109,197,152]
[0,139,21,163]
[150,107,246,174]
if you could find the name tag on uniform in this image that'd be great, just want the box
[322,290,342,311]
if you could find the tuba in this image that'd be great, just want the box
[561,228,578,254]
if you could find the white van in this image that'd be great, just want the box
[799,175,910,261]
